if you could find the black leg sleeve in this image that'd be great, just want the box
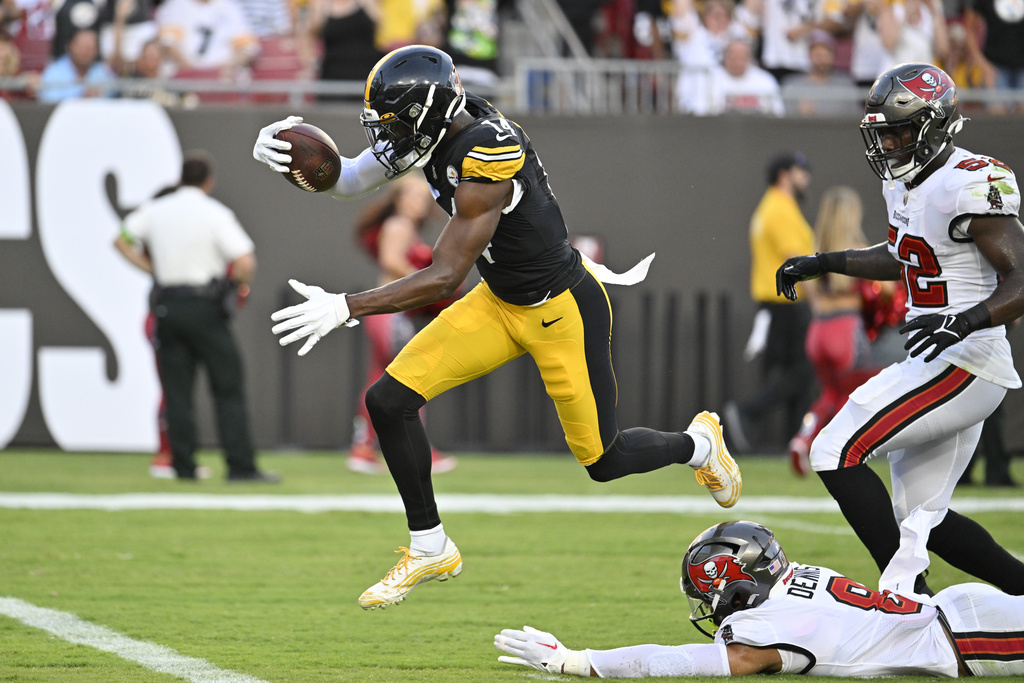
[585,427,695,483]
[365,372,438,531]
[928,510,1024,595]
[817,466,902,572]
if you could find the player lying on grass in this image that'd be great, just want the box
[253,45,742,611]
[495,520,1024,678]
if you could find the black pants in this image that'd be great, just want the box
[154,296,256,477]
[739,301,815,441]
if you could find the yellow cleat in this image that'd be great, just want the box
[358,538,463,610]
[689,411,742,508]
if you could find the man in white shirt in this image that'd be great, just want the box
[155,0,258,76]
[495,520,1024,678]
[115,150,277,483]
[706,38,784,116]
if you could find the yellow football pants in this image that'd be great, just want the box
[386,271,619,465]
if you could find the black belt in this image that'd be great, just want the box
[156,282,223,300]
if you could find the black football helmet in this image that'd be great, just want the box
[361,45,466,179]
[680,521,790,638]
[860,62,965,184]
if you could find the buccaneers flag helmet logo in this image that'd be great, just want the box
[898,69,953,102]
[687,554,756,594]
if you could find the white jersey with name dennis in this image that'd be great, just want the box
[881,147,1021,388]
[717,563,958,677]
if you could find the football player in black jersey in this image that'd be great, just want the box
[253,45,742,610]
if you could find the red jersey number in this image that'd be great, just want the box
[898,235,948,307]
[826,577,924,615]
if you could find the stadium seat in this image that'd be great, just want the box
[250,35,305,103]
[170,66,244,103]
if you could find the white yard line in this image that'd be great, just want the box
[0,492,1023,515]
[0,597,270,683]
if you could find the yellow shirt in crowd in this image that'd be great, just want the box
[749,186,814,303]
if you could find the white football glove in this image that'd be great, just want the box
[270,279,359,357]
[494,625,571,674]
[253,115,303,173]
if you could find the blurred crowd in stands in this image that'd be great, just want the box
[0,0,1020,115]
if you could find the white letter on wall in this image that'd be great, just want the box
[0,101,33,447]
[37,100,181,451]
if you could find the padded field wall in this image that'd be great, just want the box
[4,101,1022,454]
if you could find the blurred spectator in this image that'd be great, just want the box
[97,0,157,68]
[845,0,891,87]
[1,0,19,35]
[117,37,189,105]
[237,0,294,37]
[782,29,858,116]
[725,152,815,454]
[878,0,948,69]
[348,176,458,476]
[964,0,1024,114]
[305,0,382,101]
[758,0,820,83]
[156,0,259,78]
[375,0,445,52]
[671,0,756,115]
[633,0,672,59]
[38,28,115,102]
[937,19,991,112]
[787,186,886,476]
[0,29,18,73]
[445,0,501,87]
[700,37,784,115]
[0,30,25,98]
[51,0,102,60]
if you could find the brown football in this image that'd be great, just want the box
[275,123,342,193]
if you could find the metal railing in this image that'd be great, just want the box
[5,62,1024,116]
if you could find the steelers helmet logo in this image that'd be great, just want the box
[446,165,459,187]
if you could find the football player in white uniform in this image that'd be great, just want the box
[495,521,1024,678]
[776,63,1024,598]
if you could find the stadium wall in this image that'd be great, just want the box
[2,100,1022,454]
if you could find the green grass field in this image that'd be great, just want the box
[1,450,1022,682]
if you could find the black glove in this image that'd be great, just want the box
[775,255,824,301]
[900,311,984,362]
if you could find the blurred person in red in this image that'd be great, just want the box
[788,186,907,475]
[348,176,458,475]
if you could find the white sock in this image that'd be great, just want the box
[409,524,447,556]
[686,432,711,468]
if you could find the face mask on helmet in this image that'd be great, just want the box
[680,522,789,638]
[361,46,467,179]
[859,63,965,184]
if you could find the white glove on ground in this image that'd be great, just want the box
[270,279,359,357]
[253,115,303,172]
[495,625,574,674]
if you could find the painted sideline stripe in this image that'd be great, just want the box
[0,492,1022,514]
[0,597,269,683]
